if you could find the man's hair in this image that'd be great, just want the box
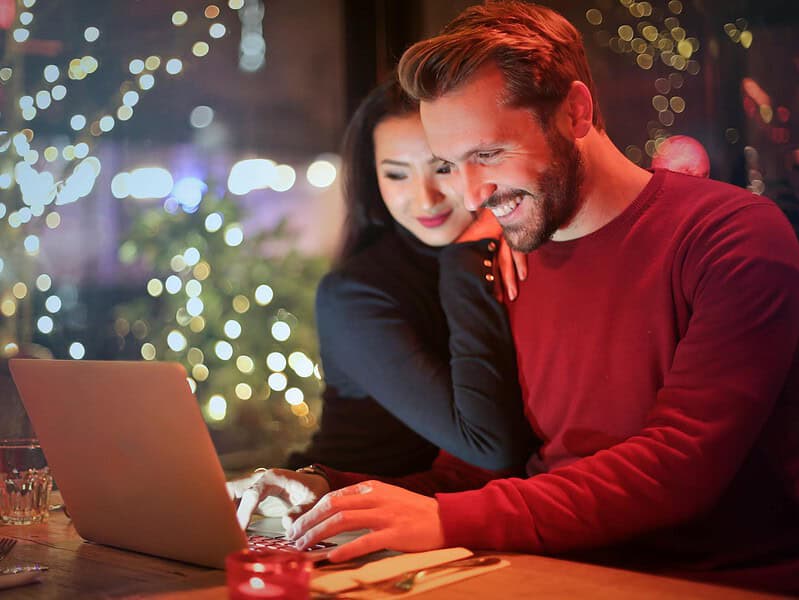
[398,1,605,131]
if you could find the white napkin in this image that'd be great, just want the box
[0,569,44,590]
[312,547,474,594]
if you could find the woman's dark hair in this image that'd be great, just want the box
[336,76,419,264]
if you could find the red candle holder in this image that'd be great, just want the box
[226,549,311,599]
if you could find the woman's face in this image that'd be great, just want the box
[373,112,474,246]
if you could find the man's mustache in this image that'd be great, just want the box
[483,189,531,209]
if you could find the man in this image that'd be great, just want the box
[235,2,799,591]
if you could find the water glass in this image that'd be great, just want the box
[0,439,52,525]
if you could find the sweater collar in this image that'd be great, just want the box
[394,223,444,258]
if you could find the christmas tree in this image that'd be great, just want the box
[115,184,328,467]
[0,0,329,466]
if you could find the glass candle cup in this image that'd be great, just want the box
[226,548,311,599]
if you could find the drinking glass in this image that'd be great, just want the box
[0,439,52,525]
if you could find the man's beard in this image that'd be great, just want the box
[497,130,584,253]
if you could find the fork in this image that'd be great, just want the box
[0,538,17,561]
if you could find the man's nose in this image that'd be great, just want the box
[460,164,495,211]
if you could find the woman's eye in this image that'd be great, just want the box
[477,151,500,162]
[383,172,407,181]
[436,163,452,175]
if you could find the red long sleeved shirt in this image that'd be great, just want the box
[324,171,799,590]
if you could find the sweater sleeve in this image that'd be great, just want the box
[436,203,799,553]
[315,239,534,470]
[322,450,510,496]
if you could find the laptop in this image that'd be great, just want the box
[9,358,361,568]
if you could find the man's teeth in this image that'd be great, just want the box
[490,196,523,218]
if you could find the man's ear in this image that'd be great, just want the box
[561,81,593,139]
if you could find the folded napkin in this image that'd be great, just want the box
[312,547,508,597]
[0,568,44,591]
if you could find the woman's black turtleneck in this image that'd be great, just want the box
[287,226,535,474]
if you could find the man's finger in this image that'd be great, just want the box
[296,508,386,550]
[289,485,378,539]
[326,530,394,563]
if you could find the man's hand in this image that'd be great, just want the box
[287,480,446,562]
[227,468,331,530]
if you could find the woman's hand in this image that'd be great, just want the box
[456,210,527,302]
[227,468,331,530]
[495,237,527,302]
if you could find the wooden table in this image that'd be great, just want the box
[0,505,788,599]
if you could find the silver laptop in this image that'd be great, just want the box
[9,358,360,568]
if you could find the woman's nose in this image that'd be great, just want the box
[417,180,444,213]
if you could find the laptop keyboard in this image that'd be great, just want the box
[248,534,337,553]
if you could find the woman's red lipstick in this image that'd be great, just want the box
[417,209,452,228]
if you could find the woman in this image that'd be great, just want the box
[284,78,534,476]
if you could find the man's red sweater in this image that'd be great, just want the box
[323,171,799,590]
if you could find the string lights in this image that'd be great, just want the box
[0,1,335,427]
[585,0,701,162]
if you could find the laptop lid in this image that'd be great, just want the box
[9,358,246,569]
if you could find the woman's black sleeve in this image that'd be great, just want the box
[315,239,536,470]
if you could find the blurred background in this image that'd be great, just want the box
[1,0,797,469]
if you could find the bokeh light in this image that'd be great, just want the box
[207,395,227,420]
[267,351,287,371]
[306,159,337,188]
[37,316,54,334]
[84,27,100,42]
[254,284,273,305]
[69,342,86,360]
[224,319,242,339]
[215,340,233,360]
[268,372,287,391]
[236,355,255,373]
[45,295,62,313]
[285,387,304,405]
[271,321,290,341]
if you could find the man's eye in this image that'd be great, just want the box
[477,151,500,161]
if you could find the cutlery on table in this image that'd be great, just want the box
[0,537,17,561]
[313,555,501,597]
